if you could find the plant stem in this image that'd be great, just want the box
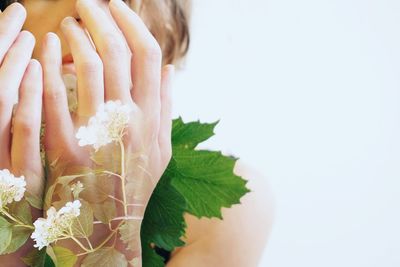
[69,235,91,253]
[102,171,123,181]
[1,209,34,229]
[77,219,93,250]
[14,224,35,229]
[119,139,128,216]
[76,221,124,257]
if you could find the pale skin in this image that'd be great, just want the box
[0,0,274,266]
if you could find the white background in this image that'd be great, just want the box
[173,0,400,267]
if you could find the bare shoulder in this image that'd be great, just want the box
[167,160,275,267]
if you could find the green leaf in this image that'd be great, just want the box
[141,174,186,251]
[53,246,78,267]
[71,200,93,238]
[142,244,164,267]
[25,191,43,210]
[170,148,250,219]
[8,199,32,225]
[3,226,31,254]
[22,248,47,267]
[81,247,128,267]
[0,216,13,254]
[44,254,56,267]
[172,117,218,149]
[119,220,141,251]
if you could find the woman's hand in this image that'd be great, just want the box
[0,3,43,265]
[40,0,174,263]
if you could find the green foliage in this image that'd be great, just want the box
[71,200,94,238]
[52,246,77,267]
[5,118,249,267]
[141,118,250,266]
[0,217,12,254]
[22,248,47,267]
[3,227,31,254]
[8,199,33,225]
[171,149,250,218]
[171,117,218,150]
[141,174,187,251]
[142,244,164,267]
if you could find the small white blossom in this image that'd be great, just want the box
[0,169,26,208]
[76,100,132,151]
[31,200,82,250]
[70,181,84,199]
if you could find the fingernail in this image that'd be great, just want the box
[20,31,35,45]
[45,32,59,48]
[110,0,125,8]
[77,0,95,8]
[5,2,26,19]
[61,16,77,27]
[29,59,41,74]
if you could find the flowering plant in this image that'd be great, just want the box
[0,98,250,266]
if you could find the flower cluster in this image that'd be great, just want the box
[0,169,26,208]
[31,200,82,250]
[76,100,132,151]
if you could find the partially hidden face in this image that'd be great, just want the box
[22,0,128,77]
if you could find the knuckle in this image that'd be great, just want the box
[101,33,127,58]
[44,84,65,101]
[138,42,162,64]
[76,56,103,75]
[14,116,36,136]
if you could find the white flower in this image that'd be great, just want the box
[0,169,26,208]
[31,200,82,250]
[76,100,132,151]
[70,181,84,199]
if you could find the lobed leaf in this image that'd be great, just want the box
[171,117,218,150]
[53,246,78,267]
[141,173,186,251]
[22,248,47,267]
[0,217,12,254]
[119,220,141,252]
[71,200,94,238]
[2,227,31,254]
[170,148,250,219]
[81,247,128,267]
[8,199,32,225]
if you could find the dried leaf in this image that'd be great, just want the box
[81,247,128,267]
[119,220,141,251]
[71,200,93,238]
[91,199,117,224]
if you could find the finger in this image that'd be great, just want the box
[60,17,104,118]
[0,3,26,65]
[0,31,35,167]
[76,0,132,103]
[11,59,43,194]
[40,32,74,151]
[158,65,174,164]
[109,0,162,113]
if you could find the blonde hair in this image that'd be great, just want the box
[2,0,192,65]
[133,0,191,65]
